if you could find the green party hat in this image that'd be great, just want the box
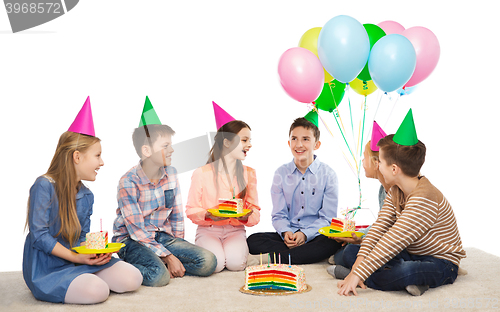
[304,109,318,127]
[138,96,162,127]
[393,109,418,146]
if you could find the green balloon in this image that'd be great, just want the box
[315,81,345,112]
[357,24,386,82]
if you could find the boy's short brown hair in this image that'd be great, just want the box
[377,134,426,177]
[289,117,320,142]
[132,124,175,158]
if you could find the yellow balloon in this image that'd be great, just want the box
[324,69,333,83]
[299,27,333,83]
[349,78,378,96]
[298,27,321,56]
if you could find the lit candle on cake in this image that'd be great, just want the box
[289,253,291,268]
[274,252,276,266]
[260,253,262,266]
[268,253,270,267]
[279,253,281,266]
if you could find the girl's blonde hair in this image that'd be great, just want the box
[25,131,100,247]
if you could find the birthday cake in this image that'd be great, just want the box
[218,198,243,214]
[86,231,108,249]
[244,264,306,292]
[330,217,355,233]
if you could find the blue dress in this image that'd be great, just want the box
[23,176,120,303]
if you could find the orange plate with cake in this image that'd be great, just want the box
[72,243,125,254]
[207,208,251,218]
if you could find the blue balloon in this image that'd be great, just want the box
[368,34,416,92]
[318,15,370,83]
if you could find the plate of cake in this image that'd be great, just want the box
[72,231,125,254]
[318,217,364,238]
[208,198,251,218]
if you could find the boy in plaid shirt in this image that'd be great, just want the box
[112,98,216,286]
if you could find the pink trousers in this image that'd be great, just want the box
[195,225,248,273]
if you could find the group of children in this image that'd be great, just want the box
[22,96,466,304]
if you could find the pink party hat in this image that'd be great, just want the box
[370,121,387,152]
[212,101,235,130]
[68,96,95,136]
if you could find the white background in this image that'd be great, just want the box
[1,1,498,272]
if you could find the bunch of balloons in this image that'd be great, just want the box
[278,15,440,108]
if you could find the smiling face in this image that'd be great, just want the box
[74,141,104,182]
[226,127,252,161]
[149,134,174,167]
[288,126,320,171]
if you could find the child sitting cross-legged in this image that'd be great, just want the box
[336,109,466,297]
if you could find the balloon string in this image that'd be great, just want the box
[358,96,367,174]
[346,84,356,155]
[317,110,357,177]
[332,109,358,173]
[356,99,364,164]
[357,97,368,207]
[328,82,356,166]
[383,92,401,128]
[327,82,349,141]
[373,91,385,121]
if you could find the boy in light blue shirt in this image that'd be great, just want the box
[247,114,341,264]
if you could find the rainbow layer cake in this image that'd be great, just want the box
[218,198,243,214]
[330,217,355,234]
[245,264,306,292]
[86,231,108,249]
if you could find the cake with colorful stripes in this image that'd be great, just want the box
[86,231,108,249]
[218,198,243,214]
[244,264,306,292]
[330,217,355,233]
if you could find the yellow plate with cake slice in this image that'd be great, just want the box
[318,226,364,238]
[72,243,125,254]
[208,208,252,218]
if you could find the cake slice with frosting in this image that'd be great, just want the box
[330,217,355,233]
[218,198,243,214]
[86,231,108,249]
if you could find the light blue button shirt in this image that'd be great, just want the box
[271,156,338,242]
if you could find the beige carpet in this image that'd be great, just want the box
[1,247,499,312]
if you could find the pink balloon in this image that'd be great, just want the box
[278,47,324,103]
[377,20,405,35]
[402,26,440,87]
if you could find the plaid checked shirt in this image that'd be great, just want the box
[112,162,184,257]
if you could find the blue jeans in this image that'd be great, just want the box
[342,244,458,291]
[333,245,347,267]
[117,232,217,287]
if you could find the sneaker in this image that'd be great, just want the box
[406,285,429,296]
[458,267,468,275]
[328,255,335,265]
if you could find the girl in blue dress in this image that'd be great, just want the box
[23,131,143,304]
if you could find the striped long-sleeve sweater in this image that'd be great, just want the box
[353,176,466,282]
